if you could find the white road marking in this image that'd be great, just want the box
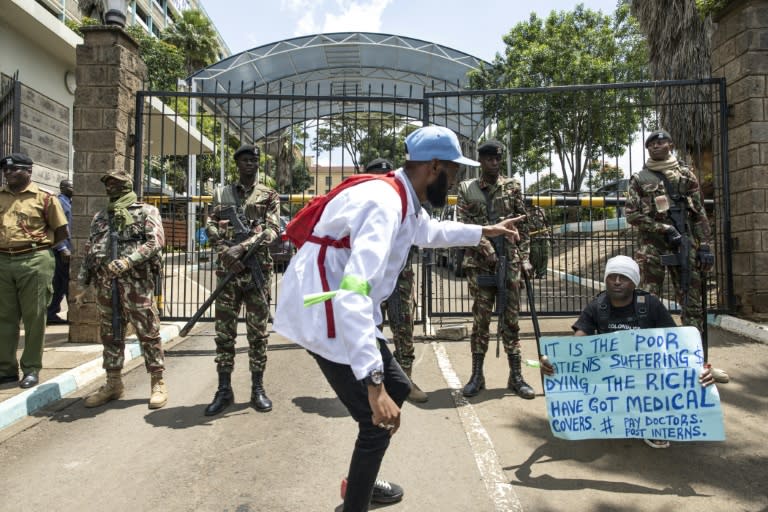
[432,341,524,512]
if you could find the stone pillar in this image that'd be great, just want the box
[711,0,768,319]
[68,26,146,342]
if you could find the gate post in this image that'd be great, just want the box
[711,1,768,318]
[68,26,146,342]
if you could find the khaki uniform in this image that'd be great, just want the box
[0,183,67,377]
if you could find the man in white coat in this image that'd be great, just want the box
[274,126,521,511]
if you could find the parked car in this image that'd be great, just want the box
[269,216,294,272]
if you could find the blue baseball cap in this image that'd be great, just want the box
[405,126,480,167]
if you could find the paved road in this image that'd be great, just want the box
[1,319,766,511]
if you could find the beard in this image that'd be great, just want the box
[426,170,449,208]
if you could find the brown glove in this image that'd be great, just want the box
[106,257,132,277]
[221,244,246,273]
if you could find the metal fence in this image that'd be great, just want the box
[133,78,731,328]
[0,71,21,160]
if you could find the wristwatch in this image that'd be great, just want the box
[363,369,384,387]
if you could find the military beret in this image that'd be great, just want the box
[234,144,260,160]
[477,139,504,156]
[364,157,394,174]
[0,153,33,169]
[645,130,672,147]
[100,169,133,184]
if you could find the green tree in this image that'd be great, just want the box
[313,113,415,170]
[585,162,624,190]
[469,4,648,192]
[125,25,186,91]
[161,9,220,75]
[526,173,563,194]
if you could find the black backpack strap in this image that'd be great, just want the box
[596,291,610,334]
[635,289,651,328]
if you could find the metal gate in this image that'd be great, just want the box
[133,78,732,327]
[0,71,21,158]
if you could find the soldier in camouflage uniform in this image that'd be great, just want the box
[76,169,167,409]
[365,158,428,403]
[457,140,535,399]
[528,205,550,279]
[625,130,715,335]
[203,144,280,416]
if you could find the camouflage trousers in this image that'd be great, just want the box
[465,266,523,355]
[635,244,704,332]
[95,274,164,373]
[382,267,415,369]
[213,270,272,373]
[530,239,550,278]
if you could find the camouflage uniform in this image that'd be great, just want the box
[206,182,280,374]
[382,248,416,369]
[625,159,712,332]
[457,175,530,355]
[78,197,165,373]
[528,206,550,278]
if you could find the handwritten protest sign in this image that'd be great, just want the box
[541,326,725,441]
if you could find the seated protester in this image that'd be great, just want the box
[540,255,716,449]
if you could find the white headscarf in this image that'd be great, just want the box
[604,255,640,286]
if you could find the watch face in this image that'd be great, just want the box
[371,371,384,385]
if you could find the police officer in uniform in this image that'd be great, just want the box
[457,139,536,399]
[364,157,428,403]
[76,169,168,409]
[0,153,69,388]
[203,144,281,416]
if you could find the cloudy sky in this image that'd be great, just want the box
[201,0,622,62]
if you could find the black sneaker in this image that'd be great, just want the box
[339,478,404,504]
[371,479,404,504]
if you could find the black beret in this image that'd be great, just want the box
[645,130,672,147]
[364,157,394,174]
[234,144,259,160]
[478,139,504,156]
[0,153,33,169]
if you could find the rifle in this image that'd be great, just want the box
[179,205,270,337]
[658,179,692,340]
[522,271,544,392]
[477,236,508,359]
[179,239,264,337]
[109,219,123,343]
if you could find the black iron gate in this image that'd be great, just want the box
[133,78,732,328]
[0,71,21,159]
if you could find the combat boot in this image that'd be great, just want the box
[507,351,535,399]
[204,372,234,416]
[462,353,485,397]
[251,371,272,412]
[84,369,124,408]
[149,371,168,409]
[403,367,428,403]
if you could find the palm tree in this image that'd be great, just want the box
[630,0,714,162]
[161,9,220,75]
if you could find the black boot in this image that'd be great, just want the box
[204,372,234,416]
[507,351,535,399]
[251,371,273,412]
[462,353,486,397]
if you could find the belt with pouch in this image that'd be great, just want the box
[0,243,52,255]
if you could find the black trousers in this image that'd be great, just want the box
[47,250,69,319]
[310,340,411,512]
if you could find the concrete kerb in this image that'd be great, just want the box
[0,321,187,431]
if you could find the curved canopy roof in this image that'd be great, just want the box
[188,32,491,141]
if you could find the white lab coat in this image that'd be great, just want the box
[274,169,481,380]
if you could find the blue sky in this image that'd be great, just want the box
[201,0,622,62]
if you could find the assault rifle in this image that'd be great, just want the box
[179,206,269,337]
[477,236,508,359]
[658,179,694,349]
[109,218,123,343]
[522,270,544,391]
